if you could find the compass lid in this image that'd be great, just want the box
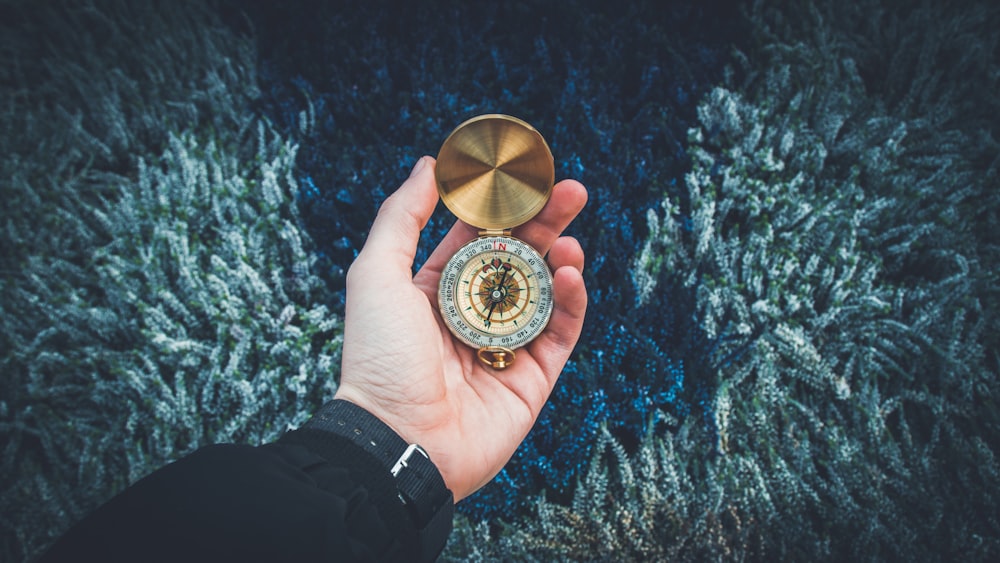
[435,114,554,230]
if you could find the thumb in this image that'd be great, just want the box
[355,156,438,273]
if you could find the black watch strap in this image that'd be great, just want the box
[303,400,454,560]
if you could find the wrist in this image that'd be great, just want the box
[330,387,403,436]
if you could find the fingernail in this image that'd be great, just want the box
[409,156,427,178]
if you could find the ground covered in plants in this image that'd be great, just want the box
[2,1,998,560]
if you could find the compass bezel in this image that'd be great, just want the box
[437,235,554,351]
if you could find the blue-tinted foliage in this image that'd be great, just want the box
[445,1,1000,559]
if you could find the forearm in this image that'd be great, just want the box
[40,402,453,563]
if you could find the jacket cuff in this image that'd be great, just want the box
[282,400,454,562]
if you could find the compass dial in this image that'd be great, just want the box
[439,235,553,351]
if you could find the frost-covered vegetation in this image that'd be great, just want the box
[0,3,338,559]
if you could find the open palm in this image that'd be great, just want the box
[334,156,588,501]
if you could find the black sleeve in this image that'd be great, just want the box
[40,412,453,562]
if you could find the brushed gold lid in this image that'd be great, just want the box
[435,114,554,230]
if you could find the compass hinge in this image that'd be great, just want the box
[478,229,511,237]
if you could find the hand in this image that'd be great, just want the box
[334,156,588,501]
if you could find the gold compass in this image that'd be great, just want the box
[435,114,555,369]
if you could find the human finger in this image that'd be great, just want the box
[353,156,439,274]
[526,265,587,385]
[512,179,587,257]
[547,236,585,274]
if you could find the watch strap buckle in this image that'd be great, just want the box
[391,443,429,477]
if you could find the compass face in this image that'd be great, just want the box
[439,235,553,351]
